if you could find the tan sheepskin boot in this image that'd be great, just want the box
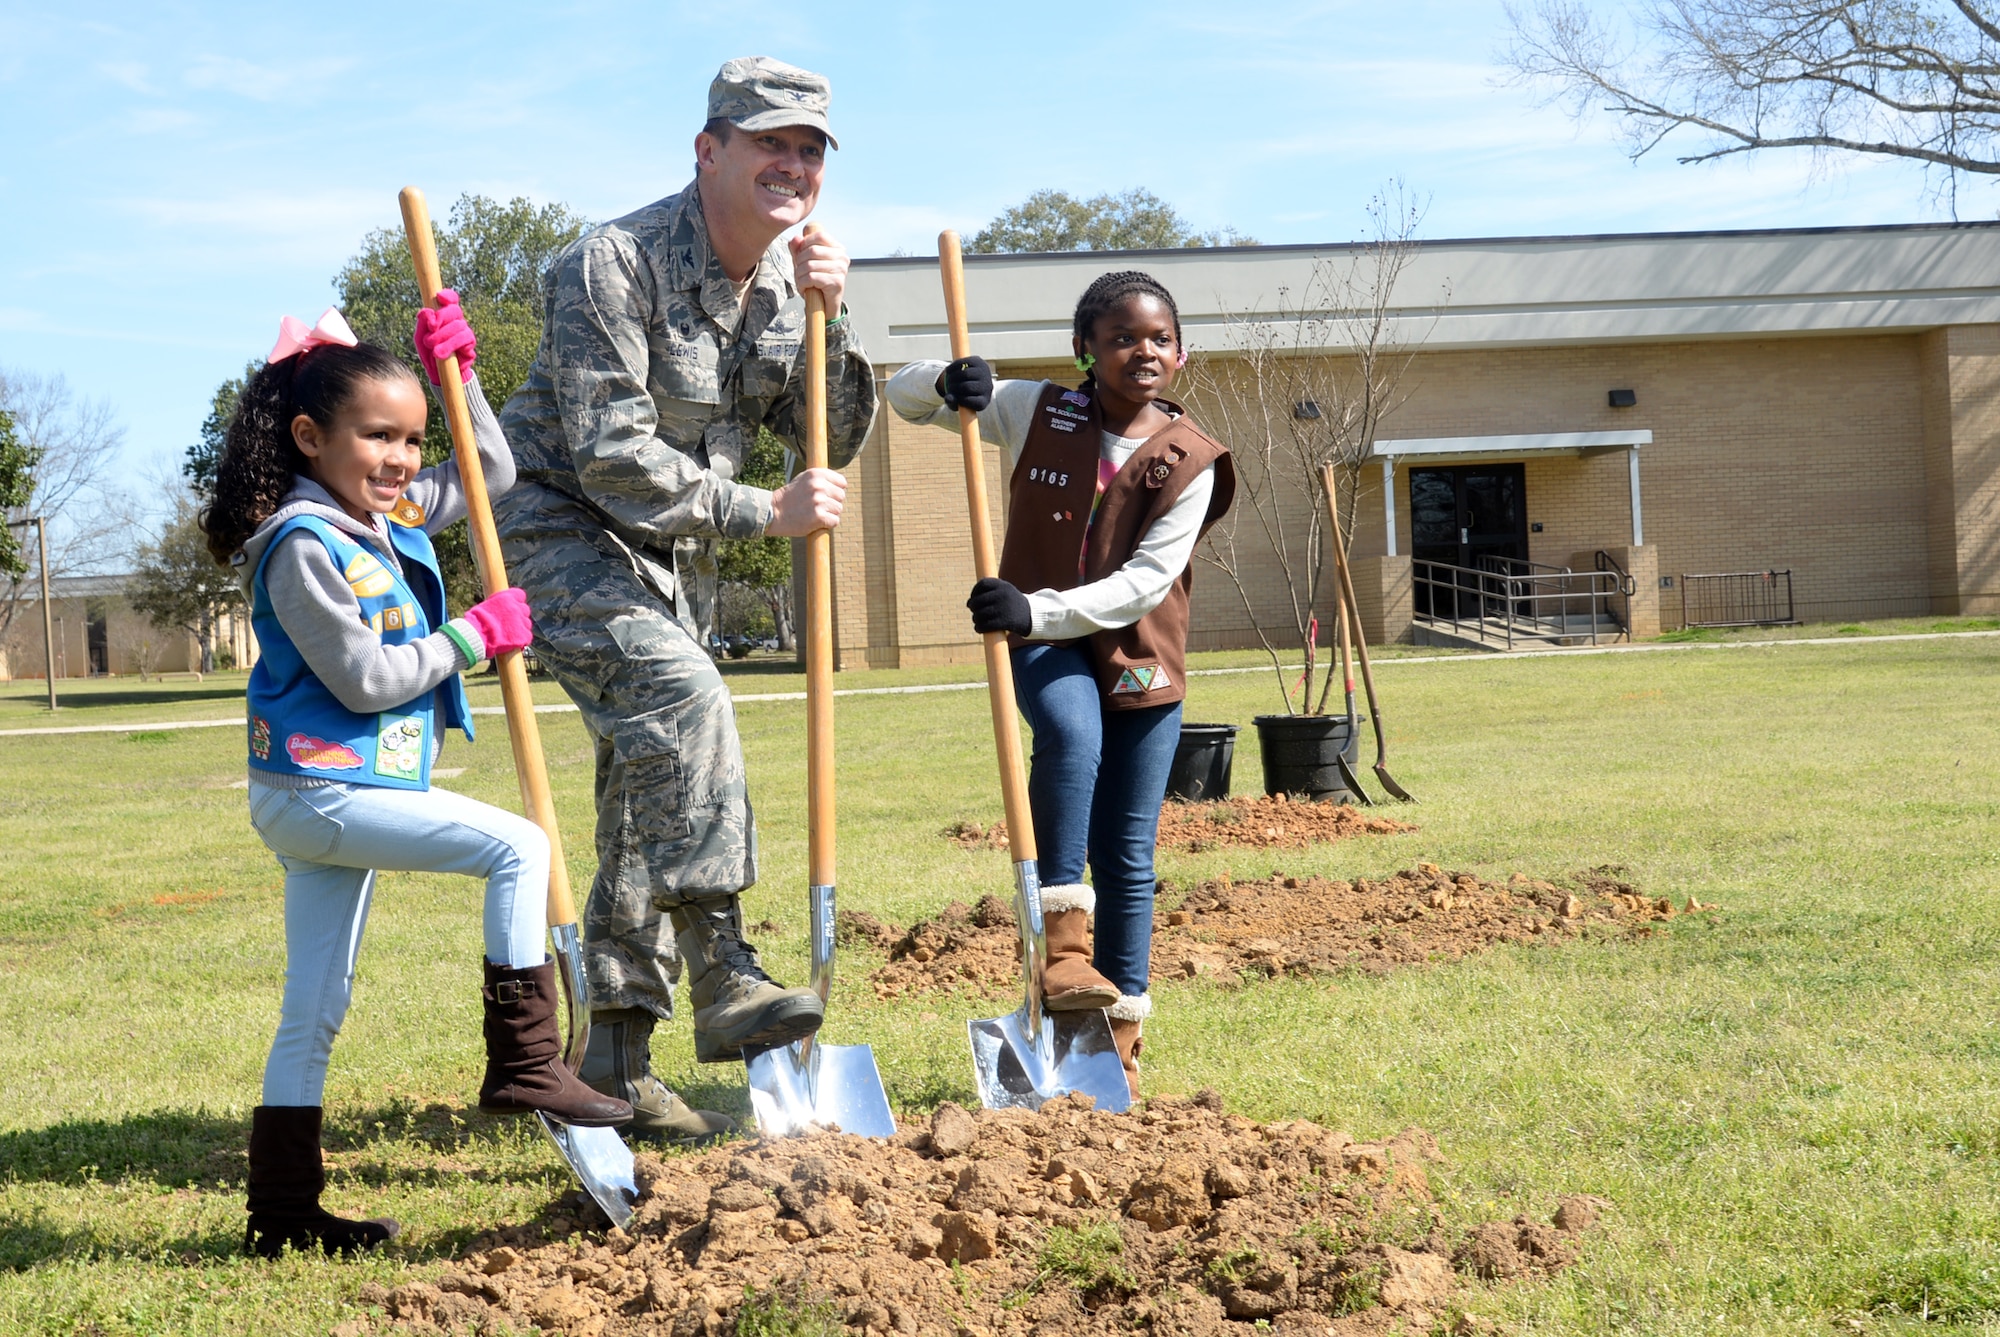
[1040,884,1120,1011]
[1107,992,1150,1101]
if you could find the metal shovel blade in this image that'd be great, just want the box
[746,1038,896,1138]
[746,885,895,1139]
[967,863,1132,1113]
[538,921,638,1228]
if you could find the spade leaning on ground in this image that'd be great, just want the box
[491,57,876,1140]
[887,270,1235,1096]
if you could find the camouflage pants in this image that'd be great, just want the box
[502,524,757,1020]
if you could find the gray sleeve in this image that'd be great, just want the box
[264,533,478,714]
[404,371,517,535]
[883,361,1045,470]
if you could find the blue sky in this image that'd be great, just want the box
[0,0,1972,497]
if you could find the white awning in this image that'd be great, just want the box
[1372,429,1651,460]
[1374,430,1650,552]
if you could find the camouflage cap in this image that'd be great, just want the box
[707,56,839,150]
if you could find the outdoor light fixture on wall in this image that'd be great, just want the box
[1294,400,1322,419]
[1608,389,1637,408]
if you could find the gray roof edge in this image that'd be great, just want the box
[855,219,2000,267]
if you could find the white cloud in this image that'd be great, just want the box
[184,53,352,102]
[96,60,152,93]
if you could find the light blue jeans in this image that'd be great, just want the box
[248,780,550,1106]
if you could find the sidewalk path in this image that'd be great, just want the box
[4,628,1995,738]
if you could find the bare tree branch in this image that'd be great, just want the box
[0,369,131,643]
[1504,0,2000,193]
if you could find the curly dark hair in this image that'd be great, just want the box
[1071,270,1183,382]
[200,340,418,565]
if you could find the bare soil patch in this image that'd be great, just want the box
[849,867,1715,1001]
[352,1095,1596,1337]
[945,797,1414,856]
[1158,797,1415,852]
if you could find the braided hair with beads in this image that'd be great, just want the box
[1071,271,1183,384]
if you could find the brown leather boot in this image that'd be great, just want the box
[244,1105,399,1259]
[1040,885,1119,1011]
[1107,993,1151,1101]
[478,959,633,1127]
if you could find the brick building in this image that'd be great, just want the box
[835,222,2000,665]
[0,574,252,680]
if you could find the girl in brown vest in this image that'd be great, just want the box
[887,271,1235,1095]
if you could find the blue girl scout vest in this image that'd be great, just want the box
[246,515,472,790]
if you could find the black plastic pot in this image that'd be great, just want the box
[1253,713,1364,802]
[1167,723,1239,801]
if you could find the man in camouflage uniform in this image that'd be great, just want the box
[495,57,875,1139]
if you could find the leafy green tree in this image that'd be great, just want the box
[718,428,796,649]
[183,364,257,502]
[969,189,1254,253]
[0,408,38,578]
[131,494,243,673]
[333,194,590,609]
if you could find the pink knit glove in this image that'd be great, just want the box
[463,587,531,657]
[412,289,478,386]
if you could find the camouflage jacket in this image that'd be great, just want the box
[498,179,875,637]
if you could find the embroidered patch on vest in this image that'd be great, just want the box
[287,733,364,770]
[1060,389,1090,408]
[1112,665,1171,694]
[375,714,425,782]
[390,498,426,527]
[342,550,395,599]
[249,716,271,761]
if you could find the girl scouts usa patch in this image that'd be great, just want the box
[1112,665,1170,694]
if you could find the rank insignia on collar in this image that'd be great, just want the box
[390,498,426,527]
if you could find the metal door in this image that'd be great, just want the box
[1409,464,1529,616]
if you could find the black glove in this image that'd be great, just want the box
[938,355,994,412]
[967,576,1031,636]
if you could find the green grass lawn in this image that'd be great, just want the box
[3,635,1999,1333]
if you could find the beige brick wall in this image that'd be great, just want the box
[840,330,1964,661]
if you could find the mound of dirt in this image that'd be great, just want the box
[858,898,1022,1002]
[946,797,1414,855]
[858,867,1713,1000]
[1159,796,1415,852]
[1153,865,1711,982]
[350,1095,1595,1337]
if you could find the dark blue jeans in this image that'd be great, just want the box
[1012,642,1182,997]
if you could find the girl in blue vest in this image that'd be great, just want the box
[202,302,630,1259]
[887,272,1234,1098]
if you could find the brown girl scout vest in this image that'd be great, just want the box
[996,382,1236,710]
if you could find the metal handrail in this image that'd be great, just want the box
[1593,550,1639,597]
[1412,557,1626,650]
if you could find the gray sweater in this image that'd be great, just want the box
[238,375,516,787]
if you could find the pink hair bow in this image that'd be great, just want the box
[269,308,358,363]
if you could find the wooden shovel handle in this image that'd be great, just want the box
[938,232,1038,864]
[802,227,835,888]
[399,186,578,930]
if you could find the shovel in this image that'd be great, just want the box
[1321,463,1416,803]
[399,188,637,1226]
[938,231,1131,1114]
[1330,591,1373,806]
[743,274,895,1140]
